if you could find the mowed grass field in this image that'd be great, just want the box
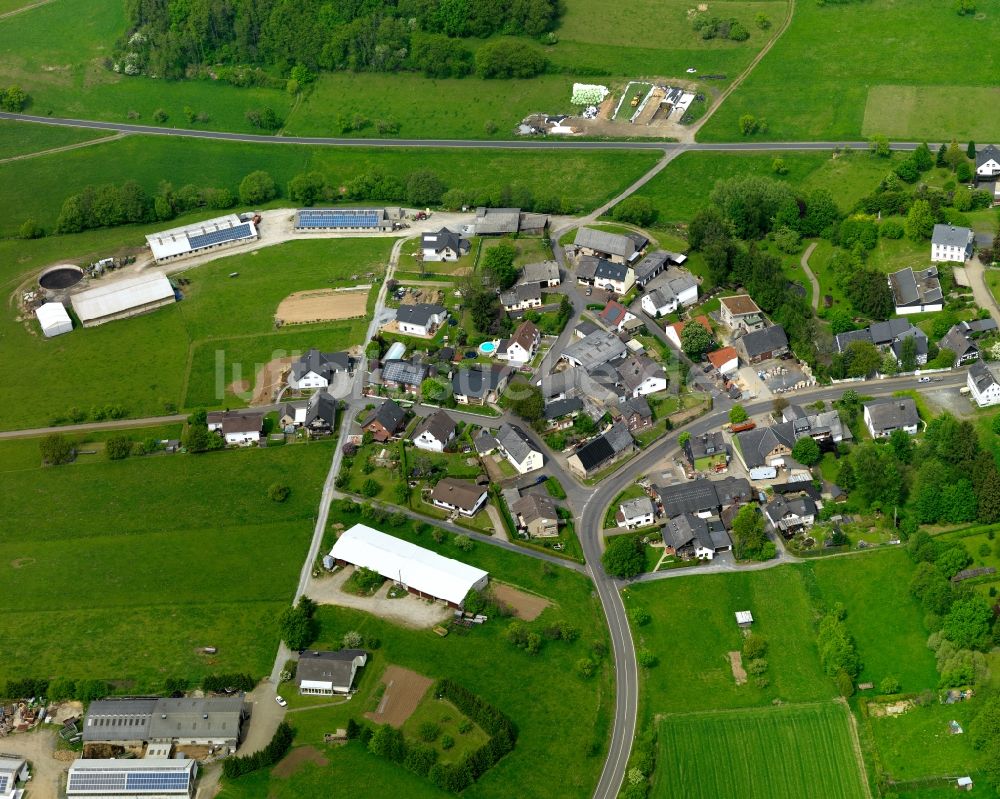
[654,703,869,799]
[0,129,660,238]
[621,149,900,224]
[218,529,614,799]
[0,237,384,430]
[701,0,1000,141]
[0,433,334,687]
[0,119,113,159]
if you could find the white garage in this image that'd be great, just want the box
[35,302,73,337]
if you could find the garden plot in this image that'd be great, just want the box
[365,666,434,728]
[275,288,369,325]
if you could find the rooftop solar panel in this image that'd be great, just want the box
[188,223,253,251]
[68,772,129,791]
[296,210,380,228]
[126,773,190,791]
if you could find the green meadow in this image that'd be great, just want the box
[0,119,113,159]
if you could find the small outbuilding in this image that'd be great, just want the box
[735,610,753,628]
[35,302,73,337]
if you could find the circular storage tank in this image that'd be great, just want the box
[38,264,84,291]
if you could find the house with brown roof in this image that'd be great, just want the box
[512,493,559,538]
[207,411,264,447]
[430,478,488,517]
[497,320,540,366]
[707,346,739,376]
[719,295,765,333]
[361,400,406,442]
[411,410,457,452]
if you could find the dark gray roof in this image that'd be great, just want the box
[938,325,978,359]
[501,283,541,307]
[932,224,972,249]
[84,696,246,743]
[664,512,711,552]
[498,423,538,463]
[396,303,447,328]
[864,398,919,432]
[305,391,337,427]
[963,318,998,334]
[422,227,468,254]
[474,428,500,454]
[605,421,634,453]
[833,328,872,352]
[575,320,600,337]
[737,325,788,358]
[687,431,726,460]
[977,145,1000,169]
[563,330,628,372]
[412,410,456,444]
[512,492,557,523]
[735,423,797,468]
[969,359,999,393]
[382,359,427,386]
[291,349,350,380]
[452,364,510,398]
[572,422,632,471]
[544,397,584,419]
[363,399,405,432]
[616,354,665,391]
[713,476,753,507]
[657,476,751,515]
[765,495,817,522]
[772,482,822,499]
[474,207,520,234]
[576,256,599,281]
[520,261,560,284]
[634,252,668,284]
[889,267,942,307]
[594,259,630,283]
[296,649,367,688]
[622,395,652,420]
[869,318,918,345]
[575,227,636,259]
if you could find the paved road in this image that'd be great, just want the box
[800,242,820,311]
[0,112,930,152]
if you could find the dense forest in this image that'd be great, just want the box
[117,0,560,79]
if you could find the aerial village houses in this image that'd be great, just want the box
[764,492,819,535]
[863,398,920,438]
[968,360,1000,407]
[329,523,489,608]
[497,320,541,366]
[707,346,739,377]
[420,228,469,262]
[497,423,544,474]
[0,757,29,799]
[207,411,264,447]
[361,400,406,441]
[567,422,634,478]
[616,354,668,397]
[396,303,448,336]
[931,224,973,263]
[598,300,637,333]
[512,493,559,537]
[719,295,765,333]
[834,319,929,367]
[452,364,511,405]
[411,410,457,452]
[381,359,428,393]
[665,316,713,350]
[889,267,943,314]
[430,477,489,517]
[287,349,351,390]
[544,396,584,430]
[662,513,731,560]
[562,330,628,372]
[976,145,1000,177]
[734,325,789,365]
[295,649,368,696]
[500,283,543,312]
[519,260,561,287]
[618,496,656,529]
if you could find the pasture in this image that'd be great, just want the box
[0,433,335,687]
[0,131,660,238]
[863,86,1000,142]
[0,119,113,160]
[218,528,614,799]
[654,703,869,799]
[0,237,384,430]
[700,0,1000,141]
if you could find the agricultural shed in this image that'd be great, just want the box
[70,272,175,327]
[0,757,28,799]
[329,524,488,608]
[35,302,72,337]
[145,213,258,263]
[67,758,197,799]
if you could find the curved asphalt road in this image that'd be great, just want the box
[0,111,928,152]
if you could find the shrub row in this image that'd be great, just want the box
[202,673,256,693]
[222,721,293,779]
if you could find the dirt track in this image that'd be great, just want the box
[276,288,368,324]
[365,666,432,728]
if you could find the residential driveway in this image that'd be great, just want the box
[303,566,451,629]
[0,729,70,799]
[965,257,1000,323]
[327,372,353,400]
[238,682,285,756]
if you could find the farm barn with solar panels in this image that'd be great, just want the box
[66,759,197,799]
[293,207,398,232]
[145,214,260,263]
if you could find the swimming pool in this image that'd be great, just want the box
[478,341,497,355]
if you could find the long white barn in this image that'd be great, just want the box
[329,524,488,607]
[70,272,176,327]
[145,214,258,263]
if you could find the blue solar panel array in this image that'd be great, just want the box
[67,770,190,793]
[188,223,253,251]
[296,210,381,229]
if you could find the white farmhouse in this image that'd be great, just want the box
[396,303,448,337]
[863,398,919,438]
[421,228,470,262]
[497,423,543,474]
[411,410,457,452]
[968,360,1000,407]
[976,145,1000,178]
[931,224,973,263]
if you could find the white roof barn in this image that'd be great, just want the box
[146,213,258,262]
[67,759,197,799]
[329,524,488,607]
[35,302,73,337]
[70,272,175,327]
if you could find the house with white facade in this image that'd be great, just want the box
[497,320,540,366]
[396,303,448,336]
[598,300,636,333]
[719,295,765,333]
[617,496,656,529]
[615,354,667,398]
[207,411,263,446]
[296,650,368,695]
[593,260,636,295]
[497,423,543,474]
[288,349,351,390]
[863,398,919,438]
[976,145,1000,178]
[520,261,561,287]
[968,360,1000,407]
[500,283,542,312]
[411,410,457,452]
[931,224,973,263]
[430,478,489,517]
[888,267,944,314]
[421,228,470,262]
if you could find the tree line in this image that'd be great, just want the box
[222,721,294,778]
[117,0,558,80]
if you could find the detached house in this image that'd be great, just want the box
[500,283,542,312]
[544,396,584,430]
[663,513,731,560]
[968,360,1000,407]
[617,496,656,529]
[452,364,510,405]
[684,431,728,472]
[497,320,540,366]
[616,354,667,398]
[512,493,559,538]
[889,267,943,314]
[567,422,634,478]
[574,227,647,264]
[977,145,1000,177]
[304,392,337,435]
[520,261,561,287]
[734,325,789,365]
[287,349,351,390]
[411,410,456,452]
[707,346,739,377]
[497,423,543,474]
[361,399,406,442]
[421,228,470,262]
[208,411,264,447]
[835,319,929,366]
[396,304,448,337]
[598,300,637,333]
[719,295,765,333]
[939,324,981,366]
[381,359,428,393]
[863,398,919,438]
[764,493,818,536]
[296,650,368,696]
[931,224,974,263]
[592,260,637,295]
[431,478,488,517]
[621,395,654,432]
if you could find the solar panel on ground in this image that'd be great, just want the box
[188,223,253,251]
[296,210,380,228]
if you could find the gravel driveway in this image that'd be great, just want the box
[304,567,451,628]
[0,729,71,799]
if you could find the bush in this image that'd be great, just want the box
[612,196,657,227]
[475,40,548,78]
[342,630,363,648]
[742,634,768,659]
[747,658,769,676]
[637,649,658,668]
[277,603,317,650]
[202,673,255,693]
[105,435,132,461]
[879,675,901,694]
[440,734,455,750]
[152,108,168,123]
[629,608,651,627]
[268,483,291,502]
[602,535,646,579]
[454,534,474,552]
[223,722,293,778]
[880,219,904,239]
[418,721,441,742]
[836,670,855,697]
[39,433,74,465]
[0,85,28,112]
[239,170,277,205]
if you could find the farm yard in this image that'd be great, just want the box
[700,0,1000,141]
[218,529,615,799]
[0,237,385,429]
[0,432,335,687]
[654,703,869,799]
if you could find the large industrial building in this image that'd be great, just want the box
[70,272,176,328]
[329,524,488,607]
[66,759,197,799]
[145,214,259,263]
[83,695,247,753]
[294,208,396,232]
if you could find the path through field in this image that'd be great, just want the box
[800,241,820,311]
[0,131,125,163]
